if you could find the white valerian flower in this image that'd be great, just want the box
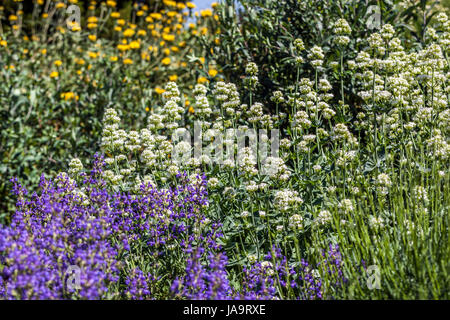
[307,46,325,67]
[414,186,429,204]
[208,177,219,188]
[162,81,180,102]
[245,62,258,76]
[316,210,332,226]
[237,147,258,176]
[68,158,83,175]
[338,199,354,214]
[368,215,384,230]
[270,90,285,104]
[274,189,303,212]
[293,110,311,129]
[259,211,266,218]
[241,211,250,218]
[293,38,305,53]
[289,214,304,230]
[376,173,392,196]
[263,157,290,181]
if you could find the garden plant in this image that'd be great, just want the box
[0,0,449,300]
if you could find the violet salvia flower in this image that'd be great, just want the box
[0,154,218,300]
[171,246,232,300]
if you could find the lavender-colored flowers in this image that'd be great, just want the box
[0,154,346,300]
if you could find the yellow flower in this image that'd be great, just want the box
[87,16,98,23]
[9,15,18,21]
[110,56,118,62]
[137,29,147,36]
[212,2,218,8]
[88,34,97,41]
[123,58,133,65]
[55,2,66,9]
[155,87,165,94]
[117,44,129,51]
[169,74,178,81]
[111,12,120,18]
[199,57,205,64]
[107,0,117,7]
[171,46,179,52]
[162,33,175,41]
[0,40,7,47]
[208,69,218,77]
[61,92,76,101]
[75,58,85,65]
[161,57,171,65]
[200,9,213,17]
[129,41,140,49]
[197,76,208,84]
[123,28,135,37]
[163,48,170,55]
[42,13,49,19]
[54,60,63,67]
[50,71,59,78]
[150,13,162,20]
[88,51,98,59]
[41,48,47,55]
[188,106,195,113]
[137,10,144,16]
[187,2,196,9]
[117,19,126,26]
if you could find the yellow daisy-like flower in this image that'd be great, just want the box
[50,71,59,78]
[187,2,196,9]
[60,92,77,101]
[54,60,63,67]
[188,106,195,113]
[129,41,140,49]
[200,9,213,17]
[123,58,133,65]
[208,69,218,77]
[155,87,165,94]
[88,34,97,41]
[88,51,98,59]
[111,12,120,18]
[161,57,171,65]
[123,28,135,37]
[150,13,162,20]
[9,15,18,21]
[110,56,118,62]
[162,33,175,41]
[0,40,7,47]
[197,77,208,84]
[169,74,178,81]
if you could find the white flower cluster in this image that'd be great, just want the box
[213,81,242,117]
[263,156,290,181]
[333,19,351,46]
[307,46,324,68]
[316,210,332,226]
[274,189,303,212]
[376,173,392,196]
[68,158,83,175]
[289,214,304,230]
[193,84,212,118]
